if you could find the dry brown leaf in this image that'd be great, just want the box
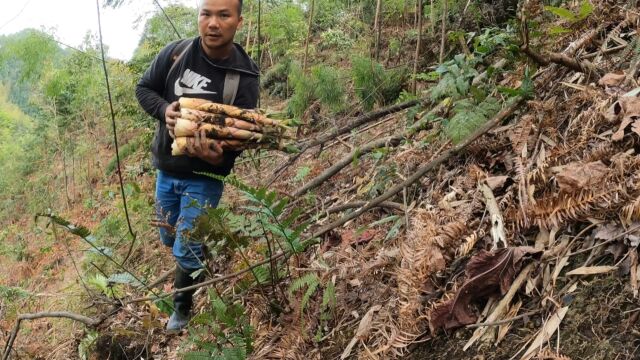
[341,305,382,359]
[463,263,535,351]
[599,71,626,87]
[553,161,609,193]
[486,176,510,190]
[534,348,572,360]
[521,307,570,360]
[566,266,617,276]
[593,222,624,240]
[429,247,541,333]
[612,117,632,141]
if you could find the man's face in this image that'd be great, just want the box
[198,0,242,54]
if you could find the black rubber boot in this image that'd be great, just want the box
[167,266,202,332]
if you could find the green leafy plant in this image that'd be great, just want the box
[445,96,501,144]
[430,54,481,101]
[288,273,320,318]
[294,166,311,183]
[352,56,408,111]
[287,63,346,119]
[545,1,594,35]
[183,291,254,360]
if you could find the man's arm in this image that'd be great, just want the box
[135,43,177,122]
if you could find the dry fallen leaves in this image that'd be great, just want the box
[429,247,541,333]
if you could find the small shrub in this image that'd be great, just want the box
[351,56,408,111]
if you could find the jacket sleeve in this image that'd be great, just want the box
[135,43,177,122]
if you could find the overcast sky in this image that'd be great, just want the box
[0,0,197,60]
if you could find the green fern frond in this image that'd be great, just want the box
[321,280,336,310]
[107,272,144,288]
[288,273,320,296]
[445,97,501,144]
[183,351,214,360]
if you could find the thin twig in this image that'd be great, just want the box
[466,309,541,329]
[3,312,99,360]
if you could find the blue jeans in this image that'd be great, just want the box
[155,170,223,271]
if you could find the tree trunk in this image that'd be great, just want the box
[439,0,448,64]
[430,0,435,34]
[303,0,315,72]
[245,1,253,51]
[412,0,423,94]
[373,0,382,61]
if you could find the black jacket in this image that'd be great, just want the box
[136,37,259,176]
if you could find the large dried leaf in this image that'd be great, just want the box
[553,161,609,193]
[429,247,541,333]
[463,263,535,351]
[598,71,626,87]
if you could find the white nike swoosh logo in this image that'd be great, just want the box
[174,79,216,96]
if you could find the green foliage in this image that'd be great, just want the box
[351,56,408,111]
[105,140,140,176]
[287,63,346,118]
[183,291,253,359]
[445,96,501,144]
[130,5,198,73]
[261,3,306,58]
[294,166,311,183]
[107,272,144,288]
[288,273,320,317]
[0,285,29,301]
[78,330,99,360]
[319,29,353,51]
[545,0,594,35]
[544,1,593,22]
[430,54,481,100]
[261,58,292,98]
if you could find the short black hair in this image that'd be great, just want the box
[198,0,243,15]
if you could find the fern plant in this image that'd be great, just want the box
[288,273,320,317]
[445,96,501,144]
[183,290,254,360]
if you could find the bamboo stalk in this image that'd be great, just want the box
[181,108,263,132]
[174,118,264,141]
[179,97,284,128]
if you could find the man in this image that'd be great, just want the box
[135,0,259,331]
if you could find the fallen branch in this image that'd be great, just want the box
[267,98,429,185]
[126,250,288,304]
[3,312,99,360]
[293,101,447,197]
[325,200,406,214]
[310,98,524,239]
[465,309,541,329]
[294,135,402,197]
[301,99,427,150]
[521,46,602,78]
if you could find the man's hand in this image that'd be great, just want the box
[164,101,181,139]
[185,129,224,166]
